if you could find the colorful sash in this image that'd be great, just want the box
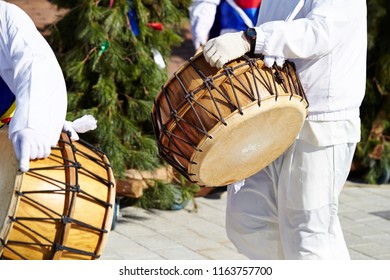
[210,0,261,38]
[0,77,15,128]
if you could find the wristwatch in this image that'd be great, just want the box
[244,28,257,54]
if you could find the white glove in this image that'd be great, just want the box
[203,31,250,69]
[63,115,97,141]
[11,128,52,172]
[263,56,286,68]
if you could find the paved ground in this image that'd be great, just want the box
[101,181,390,260]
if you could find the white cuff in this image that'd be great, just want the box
[253,27,265,54]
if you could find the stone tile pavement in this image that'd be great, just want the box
[101,181,390,260]
[339,182,390,260]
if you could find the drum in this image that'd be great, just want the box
[152,53,308,186]
[0,129,115,260]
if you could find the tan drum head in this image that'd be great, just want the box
[0,128,20,253]
[188,94,306,186]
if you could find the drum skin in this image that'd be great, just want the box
[152,53,308,186]
[0,130,115,260]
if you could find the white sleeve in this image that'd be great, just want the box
[253,0,366,59]
[4,3,67,146]
[189,0,220,49]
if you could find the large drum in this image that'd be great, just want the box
[0,129,115,260]
[152,54,308,186]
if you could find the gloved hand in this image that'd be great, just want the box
[63,114,97,141]
[11,128,51,172]
[263,56,286,68]
[203,31,250,69]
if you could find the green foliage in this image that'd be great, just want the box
[136,180,199,210]
[47,0,190,178]
[356,0,390,183]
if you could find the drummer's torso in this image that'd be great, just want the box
[257,0,311,23]
[0,6,16,128]
[257,0,367,121]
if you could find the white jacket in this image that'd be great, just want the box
[0,1,67,145]
[254,0,367,122]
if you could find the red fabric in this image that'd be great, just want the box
[234,0,262,9]
[147,22,164,31]
[1,117,11,124]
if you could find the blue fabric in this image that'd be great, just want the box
[0,76,15,117]
[210,0,260,38]
[127,0,140,36]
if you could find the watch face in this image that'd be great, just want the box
[247,28,256,38]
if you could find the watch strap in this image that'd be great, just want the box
[244,28,257,54]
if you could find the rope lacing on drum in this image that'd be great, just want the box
[202,78,227,126]
[162,84,209,140]
[160,86,204,162]
[25,163,112,208]
[151,98,196,180]
[0,136,114,260]
[189,59,242,126]
[52,243,97,258]
[159,146,197,180]
[244,55,265,106]
[283,64,296,101]
[284,63,309,107]
[161,128,199,164]
[183,65,233,126]
[222,65,244,115]
[215,59,259,103]
[175,73,213,136]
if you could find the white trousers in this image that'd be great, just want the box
[226,139,356,259]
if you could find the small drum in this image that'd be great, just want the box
[152,53,308,186]
[0,129,115,260]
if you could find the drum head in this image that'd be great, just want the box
[0,129,19,248]
[188,94,306,186]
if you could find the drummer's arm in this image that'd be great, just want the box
[253,0,364,59]
[3,3,67,171]
[203,0,364,67]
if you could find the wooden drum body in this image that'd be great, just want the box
[0,129,115,260]
[152,54,308,186]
